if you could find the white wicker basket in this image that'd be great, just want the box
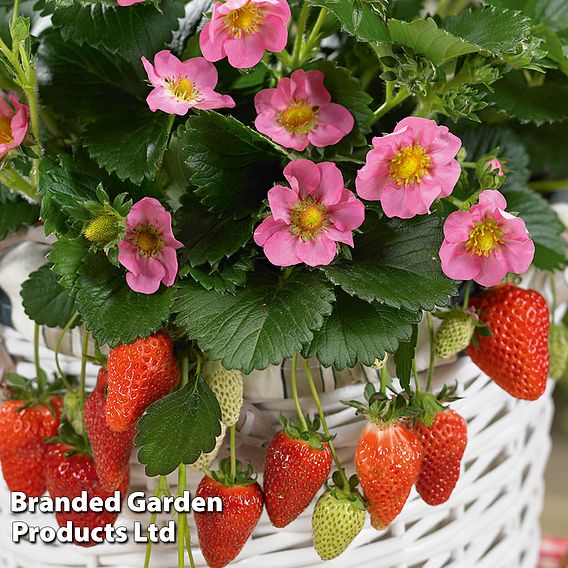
[0,323,554,568]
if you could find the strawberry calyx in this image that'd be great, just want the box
[409,383,461,427]
[209,457,257,487]
[279,414,333,451]
[341,383,415,427]
[325,471,366,511]
[4,372,65,409]
[45,419,92,458]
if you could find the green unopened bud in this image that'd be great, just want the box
[10,16,30,44]
[83,212,120,244]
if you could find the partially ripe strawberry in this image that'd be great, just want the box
[263,417,332,528]
[189,422,227,472]
[45,444,129,547]
[195,459,263,568]
[0,396,62,496]
[412,408,467,506]
[106,332,180,431]
[549,324,568,380]
[467,284,549,400]
[84,368,135,491]
[203,360,244,427]
[434,309,477,359]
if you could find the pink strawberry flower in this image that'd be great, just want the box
[356,117,462,219]
[117,0,144,6]
[254,69,354,151]
[199,0,291,69]
[439,190,534,287]
[0,92,28,159]
[118,197,183,294]
[141,50,235,116]
[484,158,504,176]
[254,159,365,267]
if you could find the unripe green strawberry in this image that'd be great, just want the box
[312,490,366,560]
[203,360,244,426]
[189,423,227,472]
[434,310,476,359]
[549,324,568,379]
[83,212,120,244]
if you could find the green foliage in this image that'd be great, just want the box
[136,378,222,476]
[187,254,253,294]
[394,323,418,393]
[75,255,173,347]
[47,236,90,289]
[324,215,456,311]
[0,194,39,240]
[306,291,419,369]
[21,265,79,328]
[178,112,285,216]
[174,271,335,373]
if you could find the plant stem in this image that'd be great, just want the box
[184,518,196,568]
[180,353,189,387]
[291,353,308,430]
[301,7,327,60]
[79,330,89,412]
[11,0,19,30]
[463,281,471,310]
[177,464,186,568]
[412,358,420,394]
[54,310,80,389]
[144,477,165,568]
[372,87,410,123]
[426,313,435,392]
[34,323,43,393]
[380,365,388,395]
[291,1,310,68]
[302,359,349,489]
[461,161,477,169]
[529,179,568,192]
[229,423,236,481]
[0,166,37,200]
[550,272,557,317]
[23,69,42,150]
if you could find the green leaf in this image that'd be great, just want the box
[487,73,568,125]
[187,254,253,294]
[174,271,335,373]
[21,265,79,329]
[47,236,90,289]
[387,18,478,64]
[304,60,373,150]
[308,0,390,43]
[0,198,39,240]
[75,254,173,347]
[487,0,568,33]
[502,188,567,271]
[179,112,284,216]
[306,291,419,370]
[441,7,531,56]
[136,378,222,477]
[516,121,568,178]
[394,323,418,393]
[324,215,456,311]
[390,0,425,19]
[49,0,184,63]
[175,194,255,267]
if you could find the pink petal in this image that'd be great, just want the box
[325,226,354,246]
[141,56,163,87]
[502,238,535,274]
[394,117,438,148]
[355,153,391,201]
[295,235,337,266]
[379,184,430,219]
[224,32,266,68]
[254,88,278,113]
[308,123,348,148]
[270,77,295,110]
[262,0,291,22]
[199,20,227,63]
[311,162,344,205]
[259,15,289,53]
[327,189,365,231]
[284,159,321,197]
[117,240,142,274]
[159,246,180,287]
[443,210,475,243]
[126,256,166,294]
[254,216,288,246]
[153,50,185,79]
[428,127,462,164]
[126,197,170,229]
[268,184,298,222]
[474,251,508,287]
[477,190,507,212]
[263,229,302,266]
[430,159,461,198]
[194,88,235,110]
[290,69,331,108]
[9,105,28,147]
[439,240,482,281]
[255,112,309,150]
[117,0,145,6]
[146,88,191,115]
[316,103,354,135]
[180,57,219,89]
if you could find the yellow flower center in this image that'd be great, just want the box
[290,197,329,240]
[389,145,431,187]
[225,3,264,37]
[465,219,504,257]
[277,100,319,135]
[166,77,201,103]
[0,117,13,145]
[134,225,163,256]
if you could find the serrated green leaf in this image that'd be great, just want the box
[136,378,222,477]
[441,7,531,56]
[48,236,90,289]
[21,265,79,329]
[180,112,284,216]
[388,18,478,64]
[324,215,456,311]
[75,254,173,347]
[308,0,390,42]
[487,73,568,125]
[187,254,253,294]
[394,323,418,393]
[174,271,335,373]
[306,291,419,370]
[50,0,184,63]
[0,198,39,240]
[390,0,424,19]
[487,0,568,33]
[516,121,568,178]
[502,188,567,271]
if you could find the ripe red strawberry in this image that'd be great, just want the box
[45,443,129,547]
[195,459,264,568]
[106,332,180,432]
[412,408,467,506]
[84,368,135,492]
[0,396,63,496]
[263,417,332,528]
[346,384,423,530]
[467,284,549,400]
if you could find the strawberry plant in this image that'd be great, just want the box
[0,0,567,564]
